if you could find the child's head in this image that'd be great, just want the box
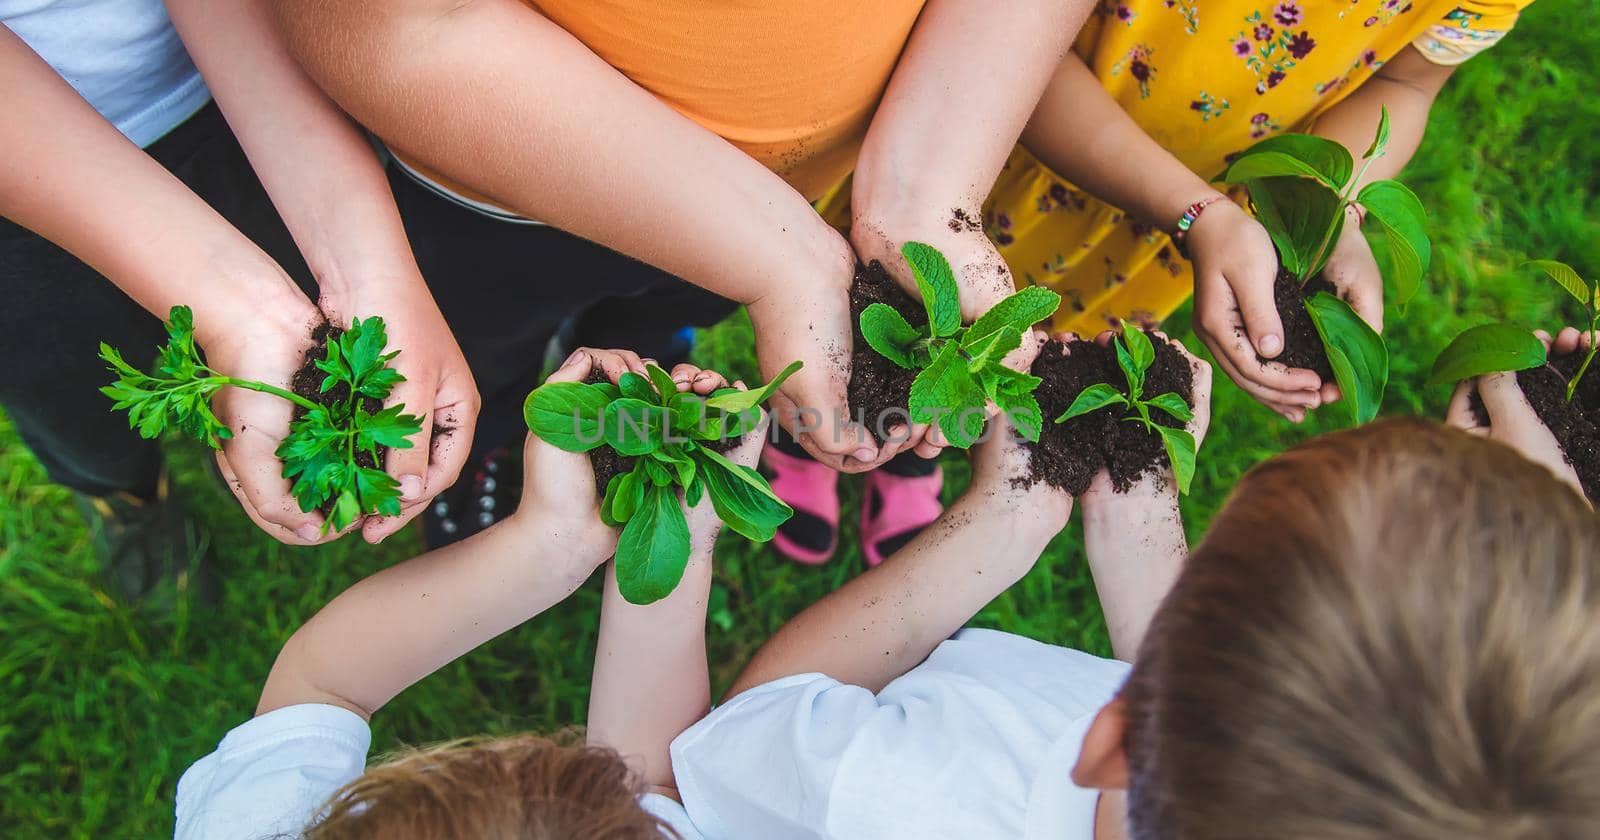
[1074,418,1600,839]
[301,731,674,839]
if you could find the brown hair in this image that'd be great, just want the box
[1123,418,1600,839]
[300,730,677,839]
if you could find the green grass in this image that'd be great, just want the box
[3,7,1598,834]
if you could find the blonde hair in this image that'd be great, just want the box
[1123,418,1600,839]
[301,730,676,839]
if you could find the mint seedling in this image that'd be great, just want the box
[1053,325,1197,494]
[1219,107,1426,424]
[1429,260,1598,398]
[858,242,1060,447]
[523,360,801,604]
[100,305,423,533]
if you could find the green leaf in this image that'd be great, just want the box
[1304,292,1388,425]
[602,468,648,527]
[1247,176,1345,280]
[697,449,793,542]
[1145,392,1194,423]
[646,364,679,404]
[1427,324,1547,386]
[1525,259,1591,307]
[995,388,1043,443]
[523,382,612,452]
[1155,426,1197,495]
[1121,324,1155,374]
[962,325,1023,372]
[618,371,657,403]
[908,342,988,448]
[1363,106,1391,160]
[902,241,961,338]
[1221,134,1354,190]
[704,360,803,413]
[667,392,711,438]
[353,466,403,518]
[1114,335,1145,398]
[603,398,664,456]
[614,485,691,605]
[1054,382,1127,423]
[1357,180,1430,307]
[859,303,921,369]
[966,286,1061,347]
[356,404,423,451]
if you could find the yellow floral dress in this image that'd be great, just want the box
[983,0,1533,334]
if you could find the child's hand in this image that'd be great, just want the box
[968,392,1074,530]
[1315,209,1385,406]
[1446,328,1587,501]
[1189,200,1322,422]
[1078,329,1213,506]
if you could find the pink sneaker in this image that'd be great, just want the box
[860,467,944,567]
[761,446,840,565]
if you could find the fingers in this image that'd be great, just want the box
[668,363,730,395]
[1477,370,1538,428]
[1195,273,1321,408]
[1228,264,1285,360]
[1553,327,1582,356]
[363,381,479,544]
[1444,380,1487,434]
[1203,345,1312,422]
[378,377,435,508]
[214,390,330,544]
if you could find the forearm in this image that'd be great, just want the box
[730,493,1063,696]
[587,544,715,793]
[258,510,609,718]
[1079,474,1187,659]
[271,0,852,305]
[0,28,311,344]
[1311,47,1454,188]
[166,0,425,302]
[1020,53,1216,228]
[853,0,1093,239]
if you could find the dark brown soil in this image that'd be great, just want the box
[1021,332,1195,495]
[289,323,386,516]
[583,370,744,496]
[1480,352,1600,503]
[1264,267,1337,383]
[847,261,923,444]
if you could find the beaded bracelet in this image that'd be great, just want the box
[1170,195,1230,258]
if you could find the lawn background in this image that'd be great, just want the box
[3,5,1597,835]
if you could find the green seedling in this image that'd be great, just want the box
[100,306,423,533]
[523,360,802,604]
[858,242,1061,447]
[1219,107,1426,425]
[1053,325,1198,494]
[1428,260,1598,399]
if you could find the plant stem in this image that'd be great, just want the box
[1568,306,1599,402]
[218,377,320,411]
[1302,200,1349,284]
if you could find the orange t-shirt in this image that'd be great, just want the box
[400,0,927,210]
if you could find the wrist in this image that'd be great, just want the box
[188,253,318,350]
[509,508,617,580]
[1079,471,1178,522]
[1168,192,1233,257]
[968,482,1074,543]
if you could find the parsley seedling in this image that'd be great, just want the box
[101,306,423,533]
[858,242,1060,447]
[1053,325,1198,494]
[523,360,802,604]
[1219,108,1427,425]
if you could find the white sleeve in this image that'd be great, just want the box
[639,792,708,840]
[175,704,371,840]
[670,674,879,840]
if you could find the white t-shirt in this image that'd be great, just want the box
[174,704,704,840]
[670,628,1129,840]
[2,0,211,147]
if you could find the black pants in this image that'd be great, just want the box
[0,102,733,498]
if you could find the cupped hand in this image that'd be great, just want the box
[322,283,480,544]
[1445,327,1587,501]
[1189,199,1322,422]
[967,401,1075,529]
[1314,209,1385,406]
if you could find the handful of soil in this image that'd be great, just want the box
[1264,266,1337,384]
[289,323,387,517]
[847,261,923,444]
[1471,352,1600,503]
[1021,333,1195,495]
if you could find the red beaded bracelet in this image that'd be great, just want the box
[1170,194,1229,257]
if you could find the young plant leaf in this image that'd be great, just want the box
[1304,292,1388,425]
[704,360,803,412]
[1363,106,1391,160]
[523,382,613,452]
[1054,382,1127,423]
[1220,134,1354,191]
[962,324,1024,372]
[1121,324,1156,374]
[908,341,988,448]
[995,388,1043,443]
[603,398,664,456]
[1357,179,1430,307]
[696,449,793,542]
[1426,324,1547,386]
[615,485,691,605]
[1145,392,1194,423]
[667,392,710,437]
[902,241,962,338]
[645,364,679,403]
[1155,426,1198,495]
[1526,259,1591,306]
[1246,176,1345,280]
[618,371,657,403]
[859,303,922,369]
[966,286,1061,346]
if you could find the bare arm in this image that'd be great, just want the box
[1079,473,1187,659]
[268,0,878,467]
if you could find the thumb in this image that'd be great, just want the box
[1477,371,1538,429]
[216,389,328,544]
[1231,264,1285,359]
